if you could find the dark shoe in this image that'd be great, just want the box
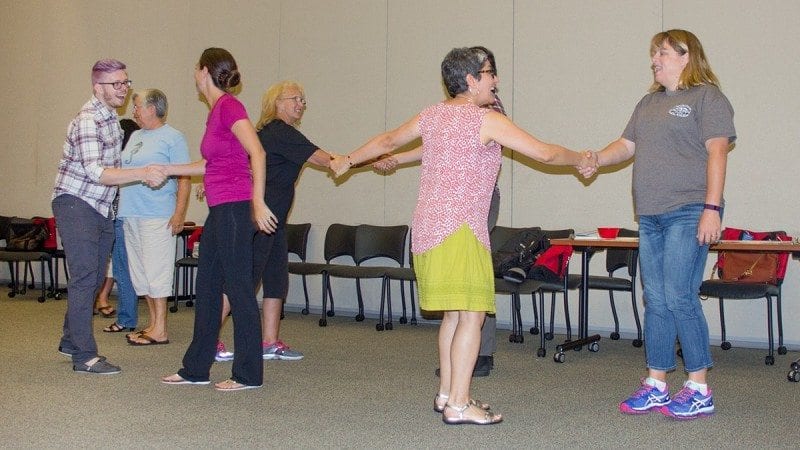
[435,355,494,378]
[472,355,493,377]
[73,356,121,375]
[103,322,135,333]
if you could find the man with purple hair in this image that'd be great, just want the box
[53,58,165,374]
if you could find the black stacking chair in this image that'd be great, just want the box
[286,223,357,327]
[325,224,408,331]
[567,228,642,347]
[383,228,417,326]
[536,229,579,358]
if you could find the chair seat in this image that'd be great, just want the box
[174,257,198,267]
[288,261,332,276]
[700,280,780,299]
[326,265,386,279]
[0,250,52,261]
[568,274,632,291]
[383,266,415,281]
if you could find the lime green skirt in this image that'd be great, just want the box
[412,224,495,313]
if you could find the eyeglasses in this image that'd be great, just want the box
[279,96,307,105]
[478,69,497,77]
[99,80,133,90]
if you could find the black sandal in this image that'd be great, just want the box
[103,322,133,333]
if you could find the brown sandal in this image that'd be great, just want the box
[103,322,134,333]
[94,305,116,318]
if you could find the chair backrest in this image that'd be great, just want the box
[490,226,541,252]
[606,228,638,277]
[286,223,311,261]
[354,224,409,266]
[323,223,358,263]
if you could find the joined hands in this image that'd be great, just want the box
[577,151,599,178]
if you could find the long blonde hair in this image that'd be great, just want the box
[649,29,720,92]
[255,80,305,130]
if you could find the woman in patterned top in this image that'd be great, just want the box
[332,47,593,425]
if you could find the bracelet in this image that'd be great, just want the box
[703,203,721,211]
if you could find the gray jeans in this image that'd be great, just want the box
[52,194,115,364]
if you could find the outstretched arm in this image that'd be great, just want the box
[331,114,421,177]
[482,112,591,167]
[373,146,423,172]
[578,138,635,178]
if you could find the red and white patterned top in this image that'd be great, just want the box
[411,102,501,254]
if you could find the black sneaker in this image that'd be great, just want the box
[73,356,121,375]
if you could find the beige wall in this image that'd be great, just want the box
[2,0,798,348]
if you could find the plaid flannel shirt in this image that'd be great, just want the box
[53,96,121,218]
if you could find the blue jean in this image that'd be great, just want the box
[112,218,138,328]
[52,194,115,364]
[639,203,713,373]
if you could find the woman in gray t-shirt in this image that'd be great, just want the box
[581,29,735,420]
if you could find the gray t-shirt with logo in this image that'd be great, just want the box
[622,84,736,216]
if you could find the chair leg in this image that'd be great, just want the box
[300,275,310,315]
[630,286,643,347]
[608,291,621,340]
[171,267,179,313]
[319,274,330,327]
[354,278,364,321]
[765,295,775,365]
[529,293,539,335]
[376,278,387,331]
[37,258,47,302]
[409,281,417,325]
[536,291,546,357]
[776,291,786,354]
[547,295,556,340]
[562,292,572,341]
[385,278,394,330]
[514,293,523,343]
[719,298,731,350]
[398,280,408,324]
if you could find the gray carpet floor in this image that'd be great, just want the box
[1,292,798,449]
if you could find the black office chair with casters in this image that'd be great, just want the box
[699,228,791,365]
[325,224,408,331]
[285,223,312,315]
[535,229,578,358]
[567,228,642,347]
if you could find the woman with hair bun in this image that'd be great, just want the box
[160,47,277,391]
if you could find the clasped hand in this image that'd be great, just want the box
[577,151,599,178]
[142,165,167,187]
[329,154,350,178]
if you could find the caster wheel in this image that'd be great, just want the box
[355,313,365,322]
[789,370,800,383]
[529,327,539,335]
[385,323,393,331]
[508,334,515,343]
[186,300,194,307]
[54,293,62,300]
[326,310,335,317]
[588,342,599,352]
[610,332,620,340]
[38,296,45,303]
[721,341,731,350]
[375,323,384,331]
[399,317,407,324]
[169,306,178,313]
[8,292,15,298]
[410,318,417,325]
[544,332,554,341]
[554,352,565,363]
[765,355,775,366]
[632,339,643,348]
[778,346,787,355]
[301,308,309,315]
[536,348,546,358]
[318,318,327,327]
[791,361,800,371]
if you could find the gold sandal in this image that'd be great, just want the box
[434,393,491,413]
[442,403,502,425]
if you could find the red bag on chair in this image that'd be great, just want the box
[714,228,791,284]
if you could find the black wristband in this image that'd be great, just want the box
[703,203,721,211]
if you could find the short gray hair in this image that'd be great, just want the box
[133,89,168,120]
[441,47,487,97]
